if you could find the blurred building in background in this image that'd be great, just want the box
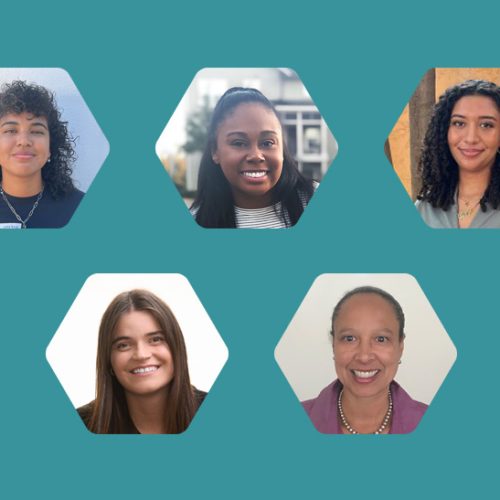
[156,68,337,195]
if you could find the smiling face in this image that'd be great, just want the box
[0,112,50,188]
[447,95,500,176]
[332,293,404,401]
[110,310,174,398]
[212,102,284,208]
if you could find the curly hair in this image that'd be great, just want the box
[0,80,76,199]
[191,87,315,228]
[417,79,500,211]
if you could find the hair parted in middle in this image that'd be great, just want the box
[417,79,500,211]
[331,286,406,341]
[87,289,196,434]
[191,87,315,228]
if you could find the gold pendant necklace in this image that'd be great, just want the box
[457,191,481,222]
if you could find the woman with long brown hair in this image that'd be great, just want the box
[78,289,205,434]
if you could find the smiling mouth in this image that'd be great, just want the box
[130,365,159,375]
[13,153,36,160]
[241,170,269,178]
[458,148,484,157]
[352,369,380,379]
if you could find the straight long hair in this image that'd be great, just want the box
[87,289,196,434]
[191,87,315,227]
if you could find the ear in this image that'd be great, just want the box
[212,151,220,165]
[398,336,405,359]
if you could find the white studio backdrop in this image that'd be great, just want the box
[275,274,457,405]
[46,274,229,408]
[0,68,109,192]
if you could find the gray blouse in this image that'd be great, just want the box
[416,198,500,228]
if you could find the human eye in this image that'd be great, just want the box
[2,128,16,134]
[375,335,390,343]
[32,129,46,135]
[149,334,166,345]
[261,139,276,148]
[114,341,130,351]
[230,139,247,148]
[450,119,465,128]
[480,121,495,129]
[341,334,356,343]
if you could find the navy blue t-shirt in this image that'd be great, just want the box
[0,188,84,228]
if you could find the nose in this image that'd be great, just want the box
[17,131,33,147]
[246,144,265,163]
[354,340,375,363]
[464,124,479,144]
[132,341,152,360]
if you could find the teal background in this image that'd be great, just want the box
[1,1,496,498]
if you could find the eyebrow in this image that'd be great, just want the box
[226,130,279,137]
[335,327,395,335]
[0,120,48,129]
[451,113,498,121]
[112,331,164,345]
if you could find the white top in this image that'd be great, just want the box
[234,203,289,229]
[191,182,318,229]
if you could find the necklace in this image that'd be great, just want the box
[457,197,481,221]
[338,388,393,434]
[0,185,45,229]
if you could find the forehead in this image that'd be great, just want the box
[0,112,48,125]
[334,293,399,330]
[451,95,500,116]
[114,310,160,338]
[218,102,281,133]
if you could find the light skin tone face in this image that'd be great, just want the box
[333,293,404,405]
[448,95,500,177]
[212,102,284,209]
[110,310,174,401]
[0,112,50,196]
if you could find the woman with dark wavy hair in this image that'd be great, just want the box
[77,289,206,434]
[0,80,83,229]
[190,87,316,228]
[416,79,500,228]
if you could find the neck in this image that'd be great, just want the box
[125,390,168,434]
[341,386,391,434]
[458,169,491,199]
[1,173,43,197]
[233,191,273,209]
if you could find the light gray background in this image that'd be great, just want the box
[275,274,457,405]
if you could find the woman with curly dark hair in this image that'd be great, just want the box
[416,79,500,228]
[0,80,83,229]
[77,289,206,434]
[190,87,316,228]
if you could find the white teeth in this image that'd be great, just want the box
[353,370,379,378]
[132,366,158,374]
[242,171,267,178]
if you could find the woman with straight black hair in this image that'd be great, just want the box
[416,79,500,228]
[78,289,205,434]
[190,87,316,228]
